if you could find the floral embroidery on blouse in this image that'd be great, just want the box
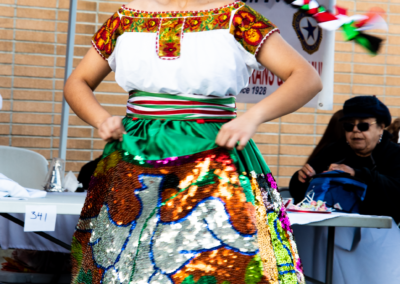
[230,5,279,55]
[158,18,185,59]
[182,12,231,33]
[92,12,123,60]
[117,2,241,60]
[91,2,278,61]
[121,17,160,33]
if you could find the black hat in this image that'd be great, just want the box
[340,96,392,127]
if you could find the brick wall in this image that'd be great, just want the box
[0,0,399,187]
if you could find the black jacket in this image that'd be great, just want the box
[289,131,400,223]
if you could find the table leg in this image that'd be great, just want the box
[325,226,335,284]
[0,213,71,251]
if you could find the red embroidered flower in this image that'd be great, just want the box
[232,10,271,46]
[144,19,159,32]
[121,17,133,30]
[162,43,178,57]
[218,13,230,24]
[186,17,202,31]
[94,14,121,55]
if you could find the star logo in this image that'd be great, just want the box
[292,10,323,55]
[302,19,317,40]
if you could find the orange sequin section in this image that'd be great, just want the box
[160,152,257,235]
[172,248,272,284]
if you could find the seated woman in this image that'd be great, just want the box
[289,96,400,222]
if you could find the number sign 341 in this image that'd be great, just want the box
[24,205,57,232]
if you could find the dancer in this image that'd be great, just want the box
[65,0,322,283]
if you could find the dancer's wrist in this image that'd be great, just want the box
[94,114,112,129]
[240,110,264,127]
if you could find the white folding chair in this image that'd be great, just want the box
[0,146,48,190]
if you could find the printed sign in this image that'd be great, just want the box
[24,205,57,232]
[237,0,335,110]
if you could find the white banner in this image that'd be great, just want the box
[237,0,335,110]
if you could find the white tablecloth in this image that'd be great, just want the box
[288,211,339,225]
[293,221,400,284]
[0,214,79,253]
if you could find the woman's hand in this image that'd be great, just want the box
[216,114,258,151]
[327,164,355,176]
[298,164,316,183]
[98,116,126,142]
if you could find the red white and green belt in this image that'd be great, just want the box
[126,91,237,121]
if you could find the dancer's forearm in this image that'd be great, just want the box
[243,66,322,125]
[216,32,322,150]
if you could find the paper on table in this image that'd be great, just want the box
[0,173,47,199]
[24,205,57,232]
[287,212,340,225]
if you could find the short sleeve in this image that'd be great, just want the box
[92,12,124,60]
[230,5,279,57]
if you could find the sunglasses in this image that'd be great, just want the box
[343,121,377,132]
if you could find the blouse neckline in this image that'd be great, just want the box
[119,1,243,18]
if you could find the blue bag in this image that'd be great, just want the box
[306,170,367,213]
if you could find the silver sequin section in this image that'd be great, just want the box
[117,175,164,284]
[90,205,131,268]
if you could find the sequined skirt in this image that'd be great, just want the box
[71,117,305,284]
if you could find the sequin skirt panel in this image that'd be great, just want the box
[71,148,305,284]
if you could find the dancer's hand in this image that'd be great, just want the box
[98,116,126,142]
[216,114,258,151]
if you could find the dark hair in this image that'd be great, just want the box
[376,118,385,128]
[386,118,400,144]
[307,109,345,162]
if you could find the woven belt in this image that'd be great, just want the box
[126,91,237,121]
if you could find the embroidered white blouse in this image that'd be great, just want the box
[92,1,279,97]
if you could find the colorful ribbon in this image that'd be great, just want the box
[284,0,388,55]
